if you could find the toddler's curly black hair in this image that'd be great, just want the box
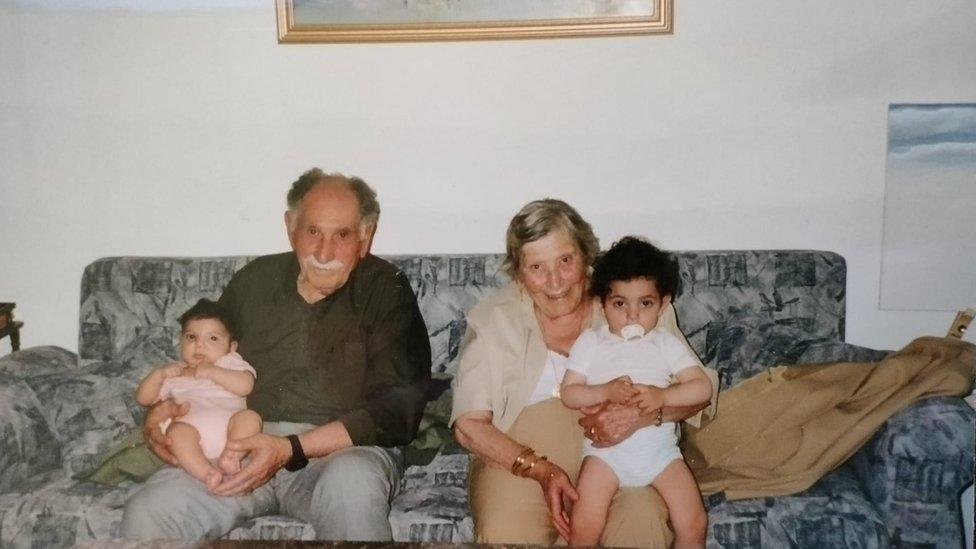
[177,298,238,342]
[590,236,680,302]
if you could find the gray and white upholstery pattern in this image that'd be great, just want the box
[0,250,970,548]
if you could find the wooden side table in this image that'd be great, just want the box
[0,303,23,352]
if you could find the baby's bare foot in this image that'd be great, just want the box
[205,469,222,491]
[217,448,246,474]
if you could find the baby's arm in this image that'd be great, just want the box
[630,366,712,414]
[195,363,255,396]
[135,363,184,406]
[561,370,637,409]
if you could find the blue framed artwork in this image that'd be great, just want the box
[880,103,976,311]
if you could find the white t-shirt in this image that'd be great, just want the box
[566,325,699,388]
[527,350,569,406]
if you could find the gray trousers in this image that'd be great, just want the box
[121,422,404,541]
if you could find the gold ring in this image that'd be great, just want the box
[588,427,596,436]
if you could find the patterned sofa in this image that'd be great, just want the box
[0,251,972,548]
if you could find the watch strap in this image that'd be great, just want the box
[284,434,309,472]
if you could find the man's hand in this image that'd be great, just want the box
[525,460,579,541]
[211,434,292,496]
[602,375,638,404]
[143,399,189,466]
[628,384,665,416]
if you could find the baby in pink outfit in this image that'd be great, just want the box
[136,299,262,490]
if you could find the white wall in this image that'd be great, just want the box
[2,1,975,355]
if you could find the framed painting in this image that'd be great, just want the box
[275,0,673,43]
[879,103,976,311]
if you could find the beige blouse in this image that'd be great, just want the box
[450,282,719,433]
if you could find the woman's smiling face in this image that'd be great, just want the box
[518,227,588,320]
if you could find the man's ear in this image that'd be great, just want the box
[284,211,296,248]
[658,295,673,317]
[359,223,377,258]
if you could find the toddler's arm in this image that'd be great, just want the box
[135,363,184,406]
[561,370,637,409]
[630,365,712,414]
[195,362,255,396]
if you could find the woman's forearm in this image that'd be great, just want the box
[453,413,530,471]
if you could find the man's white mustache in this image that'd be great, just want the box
[304,257,344,271]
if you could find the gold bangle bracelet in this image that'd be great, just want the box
[511,447,535,475]
[655,408,664,427]
[520,455,549,477]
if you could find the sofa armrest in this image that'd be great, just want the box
[0,345,79,378]
[0,347,74,494]
[850,396,975,547]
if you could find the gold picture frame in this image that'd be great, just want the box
[275,0,673,43]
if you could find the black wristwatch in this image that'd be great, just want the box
[284,434,309,472]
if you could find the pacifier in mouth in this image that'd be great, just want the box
[620,324,645,340]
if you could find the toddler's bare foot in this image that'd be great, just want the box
[205,469,223,491]
[217,448,246,475]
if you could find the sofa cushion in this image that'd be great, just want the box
[0,473,130,548]
[706,463,890,548]
[390,448,473,542]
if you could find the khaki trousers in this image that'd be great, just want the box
[469,398,673,548]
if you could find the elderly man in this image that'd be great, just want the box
[122,169,431,541]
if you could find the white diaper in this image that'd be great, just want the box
[583,422,682,486]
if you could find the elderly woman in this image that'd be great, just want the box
[450,199,719,547]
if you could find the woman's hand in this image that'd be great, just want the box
[579,402,643,447]
[143,399,190,466]
[580,400,711,447]
[525,459,579,541]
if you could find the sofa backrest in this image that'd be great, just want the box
[79,251,845,388]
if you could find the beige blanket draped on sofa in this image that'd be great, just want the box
[683,336,975,499]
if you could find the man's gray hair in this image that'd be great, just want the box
[286,168,380,230]
[503,198,600,279]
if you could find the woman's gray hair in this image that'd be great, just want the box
[503,198,600,279]
[286,168,380,231]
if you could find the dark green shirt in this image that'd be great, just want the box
[218,252,431,447]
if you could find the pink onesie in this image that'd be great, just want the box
[158,352,256,460]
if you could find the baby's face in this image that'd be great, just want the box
[603,277,672,337]
[179,318,235,366]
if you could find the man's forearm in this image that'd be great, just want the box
[296,420,354,459]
